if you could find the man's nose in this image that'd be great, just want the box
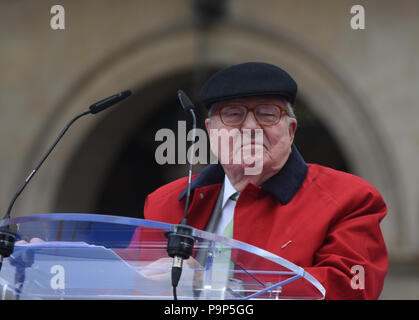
[241,110,261,129]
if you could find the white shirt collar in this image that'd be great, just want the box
[222,175,239,208]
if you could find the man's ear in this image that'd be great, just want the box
[205,118,211,133]
[288,118,298,143]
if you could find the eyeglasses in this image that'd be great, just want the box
[213,103,287,126]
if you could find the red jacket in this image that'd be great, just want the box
[135,146,388,299]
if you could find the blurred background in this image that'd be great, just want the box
[1,0,418,299]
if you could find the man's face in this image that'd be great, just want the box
[205,95,297,176]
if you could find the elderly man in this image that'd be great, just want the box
[137,62,388,299]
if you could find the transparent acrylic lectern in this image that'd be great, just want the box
[0,214,325,300]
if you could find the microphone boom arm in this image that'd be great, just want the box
[2,90,131,221]
[3,110,90,221]
[181,108,197,225]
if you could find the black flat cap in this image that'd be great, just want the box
[200,62,298,108]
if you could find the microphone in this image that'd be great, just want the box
[89,90,131,114]
[165,90,197,300]
[0,90,132,271]
[177,89,195,113]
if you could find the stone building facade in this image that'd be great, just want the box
[1,0,418,298]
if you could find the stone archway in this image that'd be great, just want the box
[17,19,402,249]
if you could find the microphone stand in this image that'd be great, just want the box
[165,90,198,300]
[0,90,131,273]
